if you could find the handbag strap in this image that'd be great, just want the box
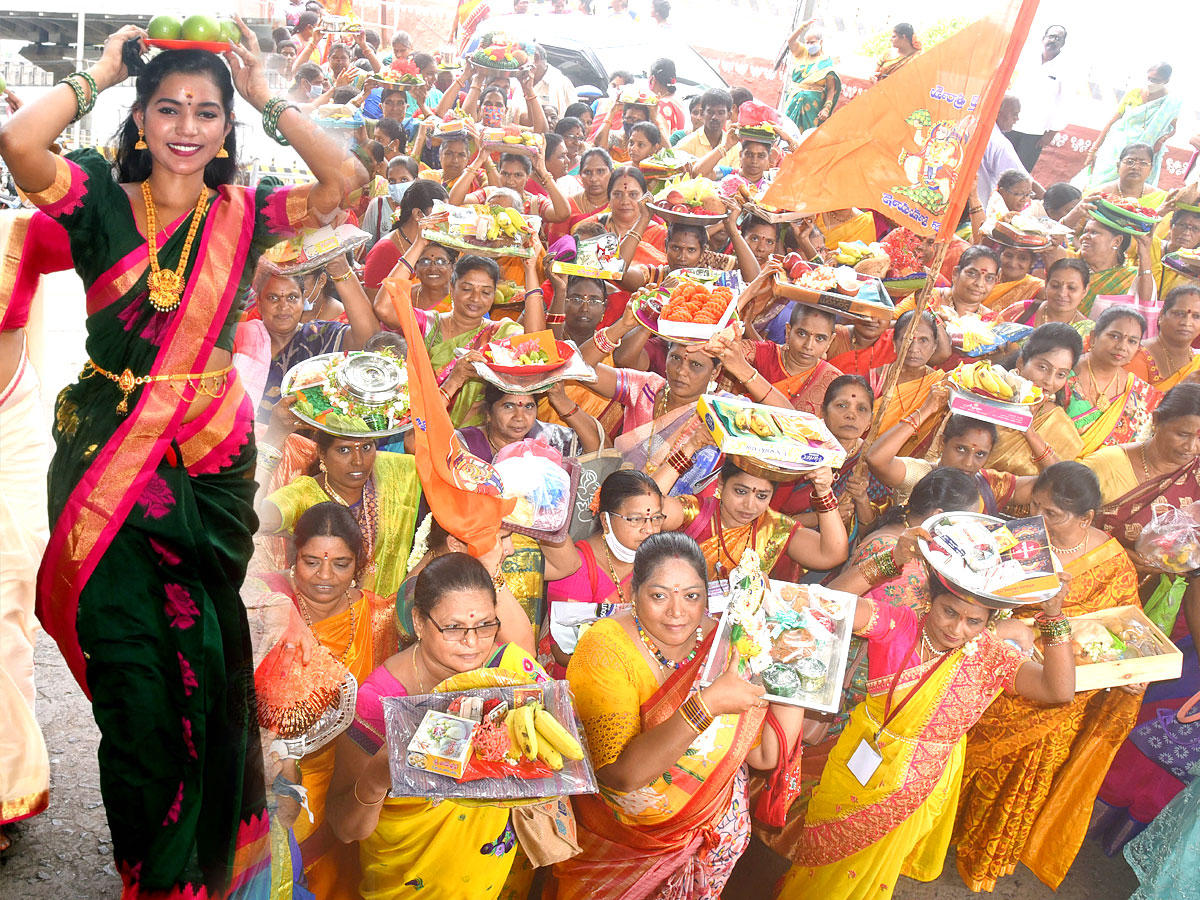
[1157,707,1200,748]
[1177,689,1200,724]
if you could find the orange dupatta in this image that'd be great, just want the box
[556,628,765,900]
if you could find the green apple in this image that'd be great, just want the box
[146,15,183,40]
[180,14,222,43]
[0,74,7,94]
[218,18,241,45]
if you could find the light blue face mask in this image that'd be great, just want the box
[389,182,410,204]
[308,83,324,99]
[806,42,822,56]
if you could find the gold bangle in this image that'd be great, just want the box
[353,777,386,806]
[329,269,354,282]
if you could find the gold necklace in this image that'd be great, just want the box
[412,643,428,694]
[1155,339,1191,378]
[644,385,671,474]
[323,473,352,507]
[600,540,628,605]
[142,181,209,313]
[295,589,356,663]
[1138,444,1154,481]
[1050,532,1088,555]
[1085,358,1120,411]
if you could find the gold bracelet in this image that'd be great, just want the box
[353,777,386,806]
[329,269,354,282]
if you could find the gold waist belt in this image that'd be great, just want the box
[82,358,234,414]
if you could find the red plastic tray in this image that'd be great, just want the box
[146,38,232,52]
[484,340,574,375]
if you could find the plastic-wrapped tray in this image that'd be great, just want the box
[498,455,581,542]
[771,270,895,322]
[382,680,596,801]
[699,581,857,714]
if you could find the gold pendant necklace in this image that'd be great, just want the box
[142,180,209,313]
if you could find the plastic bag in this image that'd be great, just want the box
[495,438,574,537]
[1135,502,1200,574]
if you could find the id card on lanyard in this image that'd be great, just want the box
[848,628,953,787]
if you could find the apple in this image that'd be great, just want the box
[180,14,222,43]
[218,18,241,45]
[0,74,6,95]
[147,15,182,40]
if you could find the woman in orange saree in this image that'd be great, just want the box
[777,536,1076,900]
[1125,284,1200,390]
[554,532,804,900]
[953,463,1141,892]
[3,32,347,897]
[254,503,398,900]
[867,309,946,455]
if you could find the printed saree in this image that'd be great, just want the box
[783,54,840,132]
[997,299,1095,341]
[1065,371,1161,455]
[953,539,1141,891]
[1125,763,1200,900]
[746,346,842,418]
[254,319,350,429]
[258,573,397,900]
[266,449,423,600]
[1127,345,1200,391]
[348,643,549,900]
[611,369,721,496]
[778,603,1024,900]
[987,403,1084,476]
[1088,90,1184,187]
[555,618,765,899]
[680,495,800,584]
[30,150,320,896]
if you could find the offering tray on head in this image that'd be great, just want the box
[464,340,597,393]
[483,330,573,376]
[918,512,1062,608]
[281,350,411,438]
[631,270,742,343]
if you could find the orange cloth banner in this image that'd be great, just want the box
[763,0,1040,237]
[386,274,515,556]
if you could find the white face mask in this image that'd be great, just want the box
[602,513,638,563]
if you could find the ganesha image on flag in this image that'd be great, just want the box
[894,110,976,216]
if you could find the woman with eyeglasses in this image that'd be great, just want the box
[541,470,666,676]
[363,178,450,305]
[1083,64,1181,190]
[540,268,625,436]
[244,259,382,437]
[326,552,547,900]
[1146,205,1200,299]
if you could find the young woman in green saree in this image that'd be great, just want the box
[0,21,348,898]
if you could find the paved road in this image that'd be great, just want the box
[1,274,1142,899]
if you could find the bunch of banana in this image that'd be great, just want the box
[953,361,1013,400]
[492,206,532,238]
[834,240,888,266]
[503,700,584,771]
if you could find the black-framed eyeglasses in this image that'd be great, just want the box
[426,617,502,642]
[609,512,668,527]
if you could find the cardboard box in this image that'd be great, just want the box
[1026,605,1183,693]
[698,395,848,470]
[550,234,625,280]
[405,710,477,779]
[947,384,1036,431]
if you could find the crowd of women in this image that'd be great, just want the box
[2,6,1200,900]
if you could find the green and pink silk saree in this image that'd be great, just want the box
[29,148,321,899]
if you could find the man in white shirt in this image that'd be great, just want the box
[1005,25,1069,171]
[529,44,577,117]
[976,95,1027,202]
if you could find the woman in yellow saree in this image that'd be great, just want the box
[1126,285,1200,390]
[1070,217,1144,315]
[1065,305,1161,455]
[554,532,804,899]
[953,463,1140,892]
[983,244,1044,312]
[657,456,849,584]
[998,258,1095,342]
[777,536,1077,900]
[254,502,398,900]
[867,310,946,455]
[874,23,921,82]
[816,208,874,248]
[326,552,550,900]
[986,323,1085,475]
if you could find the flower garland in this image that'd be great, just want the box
[406,512,434,574]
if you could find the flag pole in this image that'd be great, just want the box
[853,240,950,479]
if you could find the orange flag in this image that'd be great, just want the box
[763,0,1039,237]
[386,273,515,556]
